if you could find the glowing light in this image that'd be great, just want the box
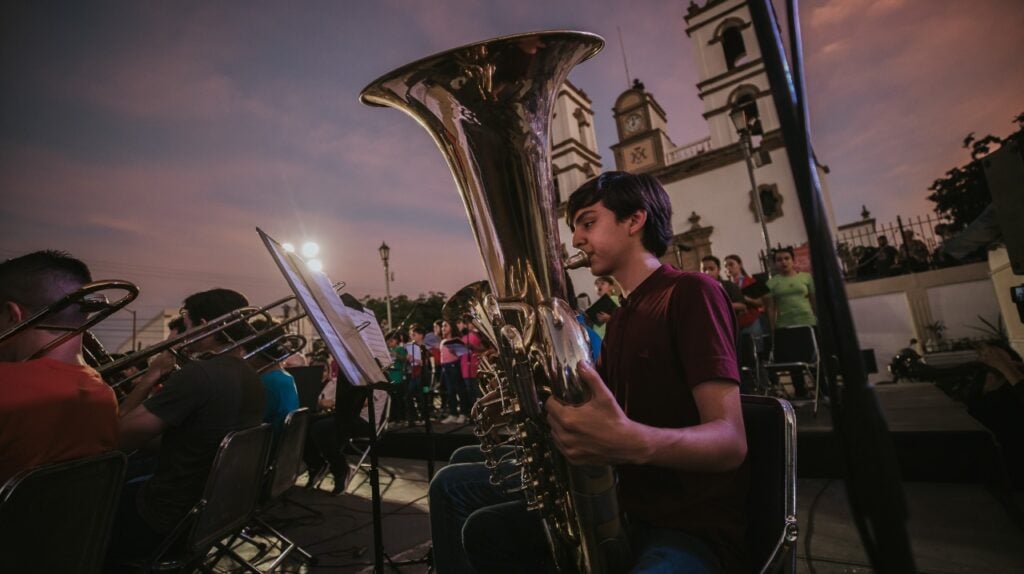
[301,241,320,258]
[282,242,296,253]
[306,259,323,272]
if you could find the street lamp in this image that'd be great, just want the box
[378,241,393,329]
[730,106,774,276]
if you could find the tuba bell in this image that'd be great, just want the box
[361,31,630,573]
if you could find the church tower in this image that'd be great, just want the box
[550,80,602,205]
[610,79,676,173]
[596,0,834,274]
[685,0,781,149]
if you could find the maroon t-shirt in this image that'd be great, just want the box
[598,265,749,570]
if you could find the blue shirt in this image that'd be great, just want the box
[259,369,299,435]
[576,313,602,362]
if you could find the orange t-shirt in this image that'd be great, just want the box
[0,358,118,483]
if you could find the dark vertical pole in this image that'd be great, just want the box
[749,1,917,572]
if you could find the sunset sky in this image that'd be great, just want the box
[2,0,1022,348]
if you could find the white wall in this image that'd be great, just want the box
[849,293,917,383]
[661,147,810,273]
[926,280,1002,340]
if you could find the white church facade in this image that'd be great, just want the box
[552,0,835,291]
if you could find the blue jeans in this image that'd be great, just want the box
[433,446,721,573]
[429,446,519,574]
[441,362,467,417]
[463,504,721,574]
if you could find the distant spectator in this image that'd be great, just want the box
[701,256,745,315]
[765,247,816,399]
[899,230,930,272]
[875,235,899,276]
[590,276,621,339]
[724,254,764,345]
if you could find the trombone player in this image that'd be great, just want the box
[0,250,119,483]
[108,288,266,563]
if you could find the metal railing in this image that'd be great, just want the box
[834,213,976,281]
[666,137,712,164]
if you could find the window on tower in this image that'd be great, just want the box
[732,90,760,127]
[721,25,747,70]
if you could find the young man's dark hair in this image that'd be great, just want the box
[167,316,187,336]
[773,246,796,260]
[410,324,427,336]
[566,171,673,257]
[181,288,249,343]
[701,255,722,269]
[0,250,93,327]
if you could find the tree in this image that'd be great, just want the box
[359,291,449,334]
[927,112,1023,232]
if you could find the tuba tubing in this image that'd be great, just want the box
[361,31,629,573]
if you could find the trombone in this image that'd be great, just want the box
[100,285,343,393]
[0,280,139,361]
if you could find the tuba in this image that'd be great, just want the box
[361,31,630,573]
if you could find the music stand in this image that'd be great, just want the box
[258,228,395,573]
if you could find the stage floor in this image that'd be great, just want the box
[211,381,1022,572]
[216,458,1024,573]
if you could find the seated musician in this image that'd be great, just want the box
[431,172,749,573]
[303,370,388,495]
[246,318,300,438]
[0,250,118,483]
[108,288,266,562]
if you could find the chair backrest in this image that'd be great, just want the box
[266,408,312,502]
[288,365,326,410]
[742,395,797,574]
[0,451,126,574]
[187,423,272,552]
[769,325,818,365]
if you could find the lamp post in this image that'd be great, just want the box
[378,241,393,329]
[731,106,774,276]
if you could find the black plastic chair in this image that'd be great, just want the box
[142,423,273,572]
[0,451,126,574]
[742,395,798,574]
[764,325,822,414]
[222,408,319,571]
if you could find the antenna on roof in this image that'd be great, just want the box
[617,27,632,89]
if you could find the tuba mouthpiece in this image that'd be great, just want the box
[564,251,590,270]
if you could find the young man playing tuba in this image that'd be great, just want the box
[453,172,750,573]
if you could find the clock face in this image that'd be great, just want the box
[624,112,643,134]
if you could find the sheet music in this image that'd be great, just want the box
[342,305,391,367]
[258,228,390,386]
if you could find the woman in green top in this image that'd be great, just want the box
[764,247,816,330]
[763,246,816,398]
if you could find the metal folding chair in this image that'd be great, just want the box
[140,424,273,573]
[764,325,822,414]
[219,408,319,571]
[742,395,798,574]
[0,451,126,574]
[739,332,770,393]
